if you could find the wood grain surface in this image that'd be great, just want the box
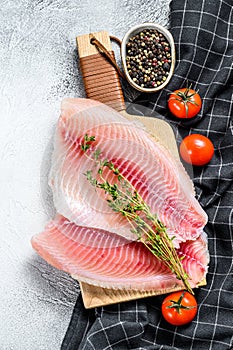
[76,31,125,111]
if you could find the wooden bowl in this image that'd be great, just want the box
[121,22,175,93]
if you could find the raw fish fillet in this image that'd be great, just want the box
[31,215,209,291]
[32,98,209,292]
[49,98,208,248]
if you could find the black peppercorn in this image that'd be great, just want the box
[163,62,170,71]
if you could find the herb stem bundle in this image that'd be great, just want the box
[80,134,193,294]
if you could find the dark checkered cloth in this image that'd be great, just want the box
[61,0,233,349]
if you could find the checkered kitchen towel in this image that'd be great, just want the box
[61,0,233,349]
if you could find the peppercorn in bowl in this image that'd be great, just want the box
[121,23,175,93]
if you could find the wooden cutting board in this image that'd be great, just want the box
[75,31,205,308]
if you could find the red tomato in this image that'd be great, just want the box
[180,134,214,166]
[161,291,197,326]
[168,87,202,118]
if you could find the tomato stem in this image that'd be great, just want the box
[166,291,197,314]
[175,87,200,117]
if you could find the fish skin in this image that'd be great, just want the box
[49,98,208,248]
[31,215,209,291]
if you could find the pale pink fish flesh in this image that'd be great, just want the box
[49,98,208,248]
[31,215,209,291]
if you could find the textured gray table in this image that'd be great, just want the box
[0,1,170,349]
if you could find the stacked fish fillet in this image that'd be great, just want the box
[31,98,209,292]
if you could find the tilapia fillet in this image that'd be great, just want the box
[32,98,209,291]
[49,98,208,247]
[31,215,208,291]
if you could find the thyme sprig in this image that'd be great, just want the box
[80,134,193,294]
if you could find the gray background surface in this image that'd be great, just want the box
[0,1,171,349]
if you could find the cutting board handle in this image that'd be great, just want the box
[76,31,126,112]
